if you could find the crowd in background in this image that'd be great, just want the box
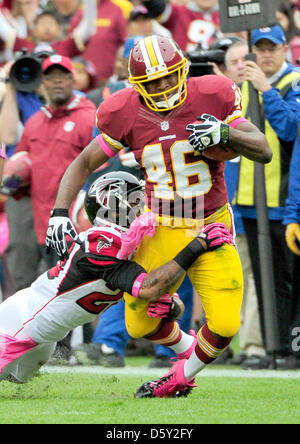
[0,0,300,370]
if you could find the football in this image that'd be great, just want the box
[202,143,239,162]
[3,151,32,186]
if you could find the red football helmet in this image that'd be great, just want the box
[128,35,189,112]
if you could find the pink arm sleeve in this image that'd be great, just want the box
[96,134,117,159]
[229,117,248,128]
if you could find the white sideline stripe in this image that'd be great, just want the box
[42,366,300,379]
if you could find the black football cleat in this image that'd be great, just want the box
[134,380,156,398]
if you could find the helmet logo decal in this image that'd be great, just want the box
[85,172,145,230]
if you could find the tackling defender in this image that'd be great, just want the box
[0,171,231,384]
[45,36,271,397]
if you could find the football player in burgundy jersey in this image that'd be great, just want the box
[46,36,271,397]
[0,171,231,384]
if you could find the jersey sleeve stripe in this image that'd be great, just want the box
[225,110,243,125]
[102,133,125,150]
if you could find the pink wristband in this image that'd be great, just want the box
[131,272,147,298]
[96,134,117,158]
[0,143,6,159]
[229,117,248,128]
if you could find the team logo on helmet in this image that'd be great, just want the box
[85,172,145,231]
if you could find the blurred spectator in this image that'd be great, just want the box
[87,36,143,106]
[127,5,171,38]
[0,0,97,62]
[5,54,96,362]
[236,25,300,369]
[0,0,41,38]
[283,126,300,361]
[224,40,249,85]
[0,45,55,292]
[208,35,246,76]
[287,0,300,29]
[68,0,129,85]
[140,0,220,51]
[72,56,97,92]
[0,0,42,65]
[12,54,95,265]
[44,0,81,37]
[31,10,63,42]
[284,131,300,256]
[276,0,300,65]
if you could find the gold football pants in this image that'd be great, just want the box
[124,204,243,339]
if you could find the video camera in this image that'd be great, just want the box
[186,48,225,77]
[186,36,245,77]
[9,45,55,92]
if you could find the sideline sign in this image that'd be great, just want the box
[219,0,277,32]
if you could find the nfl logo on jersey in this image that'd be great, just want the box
[161,121,169,131]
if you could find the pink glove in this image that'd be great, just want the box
[198,223,233,251]
[147,293,175,318]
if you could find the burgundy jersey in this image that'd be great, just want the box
[96,76,243,219]
[160,4,220,51]
[69,0,127,83]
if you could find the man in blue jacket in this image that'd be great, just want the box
[284,132,300,255]
[236,25,300,369]
[284,129,300,361]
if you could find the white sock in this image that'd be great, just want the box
[168,330,195,354]
[183,349,206,380]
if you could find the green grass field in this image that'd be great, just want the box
[1,357,300,425]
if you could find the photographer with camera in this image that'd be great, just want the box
[0,43,55,294]
[1,54,96,362]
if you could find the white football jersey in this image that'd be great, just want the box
[12,225,127,343]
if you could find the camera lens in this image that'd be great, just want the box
[19,65,34,83]
[9,54,42,92]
